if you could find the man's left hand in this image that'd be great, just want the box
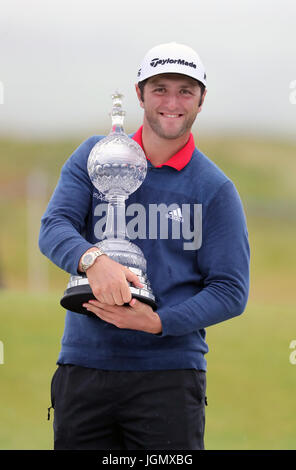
[82,298,162,334]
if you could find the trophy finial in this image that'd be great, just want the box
[110,90,125,132]
[111,90,124,106]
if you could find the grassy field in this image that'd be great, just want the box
[0,134,295,450]
[206,301,296,449]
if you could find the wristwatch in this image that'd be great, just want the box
[81,249,105,272]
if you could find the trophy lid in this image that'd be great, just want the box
[87,91,147,199]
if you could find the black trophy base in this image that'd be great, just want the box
[60,283,157,315]
[60,284,96,315]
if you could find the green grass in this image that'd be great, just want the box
[199,135,296,204]
[0,291,65,449]
[205,302,296,449]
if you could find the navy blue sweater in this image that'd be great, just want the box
[39,134,250,371]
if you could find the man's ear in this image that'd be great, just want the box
[198,88,207,109]
[135,84,144,109]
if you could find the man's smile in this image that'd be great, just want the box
[159,112,184,118]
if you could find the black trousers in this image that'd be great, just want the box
[50,364,207,450]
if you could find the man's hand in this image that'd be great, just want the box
[82,298,162,334]
[79,248,144,306]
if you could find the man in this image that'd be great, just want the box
[39,42,250,450]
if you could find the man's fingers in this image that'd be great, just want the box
[124,269,144,288]
[92,292,105,304]
[120,282,132,304]
[84,300,129,329]
[84,302,113,322]
[93,286,120,306]
[85,300,113,314]
[103,292,117,306]
[129,298,137,307]
[112,288,126,306]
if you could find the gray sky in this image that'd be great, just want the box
[0,0,295,139]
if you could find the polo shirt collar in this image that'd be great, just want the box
[131,126,195,171]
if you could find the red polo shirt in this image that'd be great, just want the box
[132,126,196,171]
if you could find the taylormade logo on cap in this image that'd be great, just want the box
[150,58,197,69]
[137,42,207,87]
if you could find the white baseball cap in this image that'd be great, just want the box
[137,42,207,87]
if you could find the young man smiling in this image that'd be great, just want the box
[135,73,206,165]
[39,42,250,450]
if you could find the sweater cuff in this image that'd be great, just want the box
[155,306,184,337]
[70,241,96,275]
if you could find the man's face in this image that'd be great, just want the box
[135,73,206,140]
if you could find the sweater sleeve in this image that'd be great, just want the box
[38,136,100,275]
[156,180,250,336]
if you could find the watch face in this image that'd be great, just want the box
[83,253,93,265]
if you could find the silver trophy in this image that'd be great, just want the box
[60,91,156,314]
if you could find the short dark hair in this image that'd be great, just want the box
[138,78,149,102]
[138,77,206,106]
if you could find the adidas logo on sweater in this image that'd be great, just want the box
[166,207,183,223]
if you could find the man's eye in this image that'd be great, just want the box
[154,88,165,93]
[180,89,192,95]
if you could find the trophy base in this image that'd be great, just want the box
[60,268,157,315]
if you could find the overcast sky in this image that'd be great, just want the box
[0,0,295,139]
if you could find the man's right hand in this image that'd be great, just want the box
[82,251,143,306]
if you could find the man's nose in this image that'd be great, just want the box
[163,93,179,110]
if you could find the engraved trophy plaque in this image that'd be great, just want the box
[60,92,156,314]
